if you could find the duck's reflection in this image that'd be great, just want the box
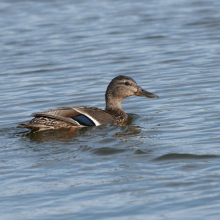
[113,126,141,137]
[24,127,84,143]
[22,124,142,143]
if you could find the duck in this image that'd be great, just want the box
[19,75,159,131]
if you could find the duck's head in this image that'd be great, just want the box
[106,75,158,101]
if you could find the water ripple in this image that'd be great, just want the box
[1,0,220,219]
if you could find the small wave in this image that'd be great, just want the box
[154,153,220,161]
[91,147,126,155]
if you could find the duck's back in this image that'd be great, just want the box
[19,107,114,131]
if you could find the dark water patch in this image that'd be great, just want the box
[139,35,166,40]
[134,149,147,154]
[91,147,126,156]
[155,153,220,161]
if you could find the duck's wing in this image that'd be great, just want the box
[32,107,81,126]
[72,107,114,126]
[32,106,114,126]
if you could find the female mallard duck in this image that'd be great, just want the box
[20,75,158,131]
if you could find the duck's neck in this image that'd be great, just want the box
[105,94,125,116]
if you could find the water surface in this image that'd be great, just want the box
[1,0,220,219]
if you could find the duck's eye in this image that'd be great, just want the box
[125,82,130,86]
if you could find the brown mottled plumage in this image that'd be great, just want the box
[19,75,158,131]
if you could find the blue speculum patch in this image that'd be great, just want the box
[73,114,95,126]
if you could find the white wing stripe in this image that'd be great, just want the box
[74,109,101,126]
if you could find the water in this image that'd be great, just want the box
[1,0,220,219]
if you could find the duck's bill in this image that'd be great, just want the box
[135,87,159,98]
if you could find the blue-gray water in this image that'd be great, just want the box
[1,0,220,219]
